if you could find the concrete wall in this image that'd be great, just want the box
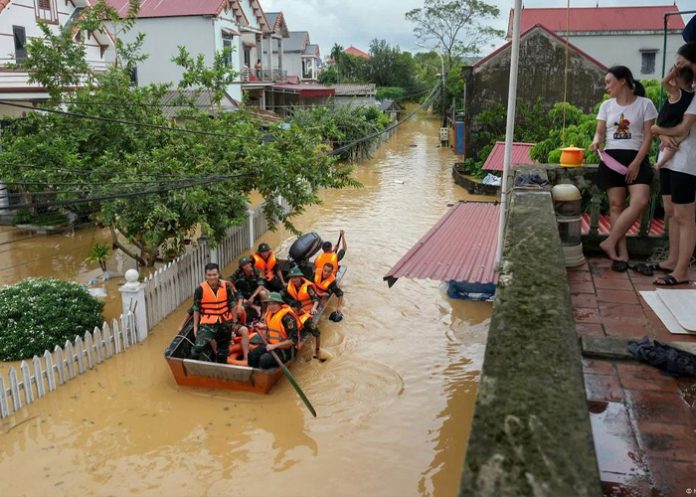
[568,32,683,79]
[459,168,602,497]
[465,28,607,158]
[283,51,303,79]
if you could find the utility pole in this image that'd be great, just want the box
[437,51,448,145]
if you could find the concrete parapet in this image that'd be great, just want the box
[459,175,602,497]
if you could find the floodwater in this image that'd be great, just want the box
[0,111,493,497]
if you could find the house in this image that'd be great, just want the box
[379,99,402,122]
[106,0,283,107]
[345,45,370,60]
[282,30,322,82]
[508,5,686,79]
[0,0,115,116]
[463,24,607,158]
[330,83,376,107]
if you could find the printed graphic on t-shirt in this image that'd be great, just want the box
[613,113,632,139]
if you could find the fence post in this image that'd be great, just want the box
[20,361,33,405]
[119,269,149,342]
[32,356,45,398]
[248,208,255,248]
[0,375,9,418]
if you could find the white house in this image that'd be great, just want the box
[282,30,322,82]
[508,5,686,79]
[0,0,114,116]
[106,0,282,106]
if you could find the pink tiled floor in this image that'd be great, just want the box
[570,257,696,497]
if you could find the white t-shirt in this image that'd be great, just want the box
[663,95,696,176]
[597,97,658,151]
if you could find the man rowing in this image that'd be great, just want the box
[249,292,300,369]
[313,230,347,274]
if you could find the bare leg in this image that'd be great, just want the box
[661,195,679,270]
[239,326,250,362]
[600,185,650,261]
[668,202,695,282]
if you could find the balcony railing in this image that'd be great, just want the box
[241,69,287,83]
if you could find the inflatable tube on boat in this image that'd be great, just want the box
[289,232,323,262]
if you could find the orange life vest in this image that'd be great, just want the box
[252,252,277,281]
[199,280,232,325]
[313,269,336,296]
[297,310,311,330]
[286,279,314,311]
[264,305,299,346]
[314,251,338,273]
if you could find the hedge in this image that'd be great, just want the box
[0,278,104,361]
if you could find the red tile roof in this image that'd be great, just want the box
[271,83,335,98]
[0,0,10,16]
[383,202,499,287]
[510,5,685,35]
[345,46,370,60]
[483,142,536,172]
[106,0,228,18]
[474,24,608,71]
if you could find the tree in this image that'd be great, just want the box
[319,43,368,84]
[405,0,503,71]
[0,0,358,267]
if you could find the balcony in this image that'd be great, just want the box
[240,68,287,84]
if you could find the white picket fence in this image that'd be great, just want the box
[0,313,136,419]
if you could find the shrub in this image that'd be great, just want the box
[376,86,406,102]
[0,278,104,360]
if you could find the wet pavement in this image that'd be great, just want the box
[570,257,696,497]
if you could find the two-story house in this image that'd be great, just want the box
[282,30,322,82]
[0,0,114,116]
[509,5,686,79]
[106,0,284,107]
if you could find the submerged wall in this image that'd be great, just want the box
[459,169,602,496]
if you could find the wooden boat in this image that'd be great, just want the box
[164,262,345,394]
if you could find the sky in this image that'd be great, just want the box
[261,0,696,56]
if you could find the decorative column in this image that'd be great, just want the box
[119,269,148,342]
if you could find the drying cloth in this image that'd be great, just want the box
[628,336,696,377]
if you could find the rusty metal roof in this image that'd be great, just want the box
[482,141,535,172]
[384,202,499,287]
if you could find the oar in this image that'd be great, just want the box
[254,325,317,417]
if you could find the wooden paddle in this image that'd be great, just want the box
[254,325,317,417]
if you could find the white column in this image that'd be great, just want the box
[248,208,255,248]
[119,269,148,342]
[0,181,8,210]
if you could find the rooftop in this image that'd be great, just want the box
[345,46,370,60]
[482,141,536,172]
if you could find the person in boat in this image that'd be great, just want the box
[230,256,267,322]
[289,300,322,359]
[252,242,284,292]
[249,292,300,369]
[313,230,347,274]
[314,261,344,321]
[190,263,249,364]
[283,266,320,315]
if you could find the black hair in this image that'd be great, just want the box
[607,65,645,96]
[323,262,334,270]
[322,241,332,251]
[678,65,694,86]
[677,43,696,64]
[205,262,220,273]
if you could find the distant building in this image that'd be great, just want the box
[464,25,607,158]
[508,5,685,79]
[379,99,402,122]
[345,46,370,60]
[330,84,376,107]
[282,31,322,82]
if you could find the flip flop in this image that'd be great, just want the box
[630,263,654,276]
[654,274,690,286]
[648,262,673,273]
[611,260,629,273]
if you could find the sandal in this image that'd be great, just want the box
[630,263,654,276]
[647,262,673,273]
[611,260,629,273]
[654,274,690,286]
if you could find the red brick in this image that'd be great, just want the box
[599,303,647,323]
[634,420,696,462]
[593,277,636,291]
[585,373,624,402]
[617,363,677,392]
[576,322,605,336]
[572,293,598,308]
[644,458,696,497]
[582,358,616,376]
[626,389,695,426]
[569,280,596,294]
[596,289,639,304]
[602,321,652,338]
[574,307,602,324]
[568,270,593,282]
[568,261,591,272]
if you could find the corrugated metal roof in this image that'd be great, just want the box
[482,142,535,172]
[384,202,499,287]
[580,214,665,237]
[271,83,335,97]
[330,84,376,96]
[160,90,239,118]
[512,5,685,35]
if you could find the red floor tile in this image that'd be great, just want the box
[644,458,696,497]
[599,303,648,324]
[602,321,652,338]
[625,389,696,426]
[616,363,678,392]
[577,323,606,337]
[633,420,696,462]
[570,280,596,294]
[594,276,636,291]
[575,307,603,324]
[586,373,625,402]
[573,293,599,308]
[569,270,593,282]
[583,358,617,376]
[597,289,640,305]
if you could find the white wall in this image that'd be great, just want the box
[567,32,684,80]
[284,52,303,79]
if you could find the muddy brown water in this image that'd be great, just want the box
[0,111,493,497]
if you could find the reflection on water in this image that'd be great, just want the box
[0,111,492,497]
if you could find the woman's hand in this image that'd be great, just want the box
[589,141,601,152]
[659,135,680,150]
[626,161,640,184]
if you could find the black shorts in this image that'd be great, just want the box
[597,149,653,190]
[660,168,696,204]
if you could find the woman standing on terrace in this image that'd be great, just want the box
[590,66,658,272]
[650,43,696,286]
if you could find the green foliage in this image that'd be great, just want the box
[13,209,68,226]
[86,243,112,272]
[376,87,406,102]
[0,278,104,360]
[0,1,357,267]
[320,44,369,84]
[458,157,484,177]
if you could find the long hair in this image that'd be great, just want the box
[677,43,696,64]
[607,65,645,97]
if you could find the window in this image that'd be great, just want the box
[641,50,657,75]
[223,36,234,67]
[13,26,26,63]
[34,0,58,23]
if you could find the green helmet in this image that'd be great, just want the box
[287,266,305,278]
[263,291,285,304]
[239,256,252,266]
[258,242,271,252]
